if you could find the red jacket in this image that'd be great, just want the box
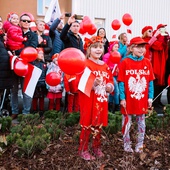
[150,32,169,85]
[3,21,24,51]
[64,74,80,93]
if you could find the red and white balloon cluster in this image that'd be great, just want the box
[13,47,38,77]
[79,16,97,35]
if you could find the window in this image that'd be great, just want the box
[37,0,51,16]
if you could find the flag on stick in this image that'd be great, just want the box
[78,67,95,97]
[23,64,42,98]
[44,0,61,26]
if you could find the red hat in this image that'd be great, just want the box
[129,37,148,46]
[141,26,153,34]
[52,53,59,61]
[157,24,167,30]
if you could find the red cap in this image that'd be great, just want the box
[141,26,153,34]
[129,37,148,46]
[52,53,59,61]
[157,24,167,30]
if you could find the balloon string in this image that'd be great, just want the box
[152,85,169,103]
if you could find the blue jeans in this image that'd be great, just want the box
[109,76,119,105]
[10,75,32,114]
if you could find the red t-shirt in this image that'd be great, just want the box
[118,57,155,115]
[79,60,113,127]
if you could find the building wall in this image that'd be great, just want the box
[72,0,170,40]
[0,0,72,21]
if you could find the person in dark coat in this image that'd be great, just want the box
[60,14,84,52]
[0,39,13,113]
[49,13,65,56]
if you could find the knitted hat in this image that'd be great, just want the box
[52,53,59,61]
[7,12,18,21]
[141,26,153,34]
[84,36,103,51]
[129,37,148,46]
[157,24,167,30]
[108,41,119,52]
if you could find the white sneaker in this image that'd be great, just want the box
[135,145,143,153]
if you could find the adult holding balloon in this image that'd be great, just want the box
[10,13,38,119]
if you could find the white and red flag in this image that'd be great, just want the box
[44,0,61,26]
[122,108,131,138]
[23,63,42,98]
[78,67,95,97]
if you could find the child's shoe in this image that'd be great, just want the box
[79,150,95,161]
[135,145,143,153]
[93,148,104,158]
[124,143,134,153]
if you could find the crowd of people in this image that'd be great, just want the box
[0,11,170,160]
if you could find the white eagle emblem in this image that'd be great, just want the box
[128,74,147,100]
[94,77,107,102]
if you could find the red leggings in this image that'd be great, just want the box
[32,97,44,111]
[79,127,101,152]
[48,98,61,111]
[67,93,79,113]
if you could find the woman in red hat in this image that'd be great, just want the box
[118,36,155,153]
[78,36,114,160]
[141,25,160,61]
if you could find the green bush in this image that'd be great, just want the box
[0,116,12,133]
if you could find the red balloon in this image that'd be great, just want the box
[122,13,133,26]
[45,72,61,86]
[109,51,121,64]
[87,24,97,35]
[111,19,121,30]
[79,22,86,34]
[168,75,170,86]
[58,48,86,75]
[82,16,92,32]
[20,47,38,62]
[14,60,28,76]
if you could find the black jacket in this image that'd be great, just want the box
[60,23,84,52]
[0,41,13,89]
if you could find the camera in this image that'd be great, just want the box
[65,13,71,17]
[75,14,83,20]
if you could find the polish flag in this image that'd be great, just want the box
[44,0,61,26]
[78,67,95,97]
[23,63,42,98]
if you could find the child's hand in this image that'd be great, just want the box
[120,99,126,108]
[94,76,103,86]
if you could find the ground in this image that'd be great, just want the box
[0,124,170,170]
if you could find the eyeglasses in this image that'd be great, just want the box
[21,20,31,23]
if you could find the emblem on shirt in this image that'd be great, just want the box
[128,74,147,100]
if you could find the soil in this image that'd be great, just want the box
[0,124,170,170]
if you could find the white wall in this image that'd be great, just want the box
[72,0,170,41]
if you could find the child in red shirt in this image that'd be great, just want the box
[78,36,114,160]
[118,37,155,153]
